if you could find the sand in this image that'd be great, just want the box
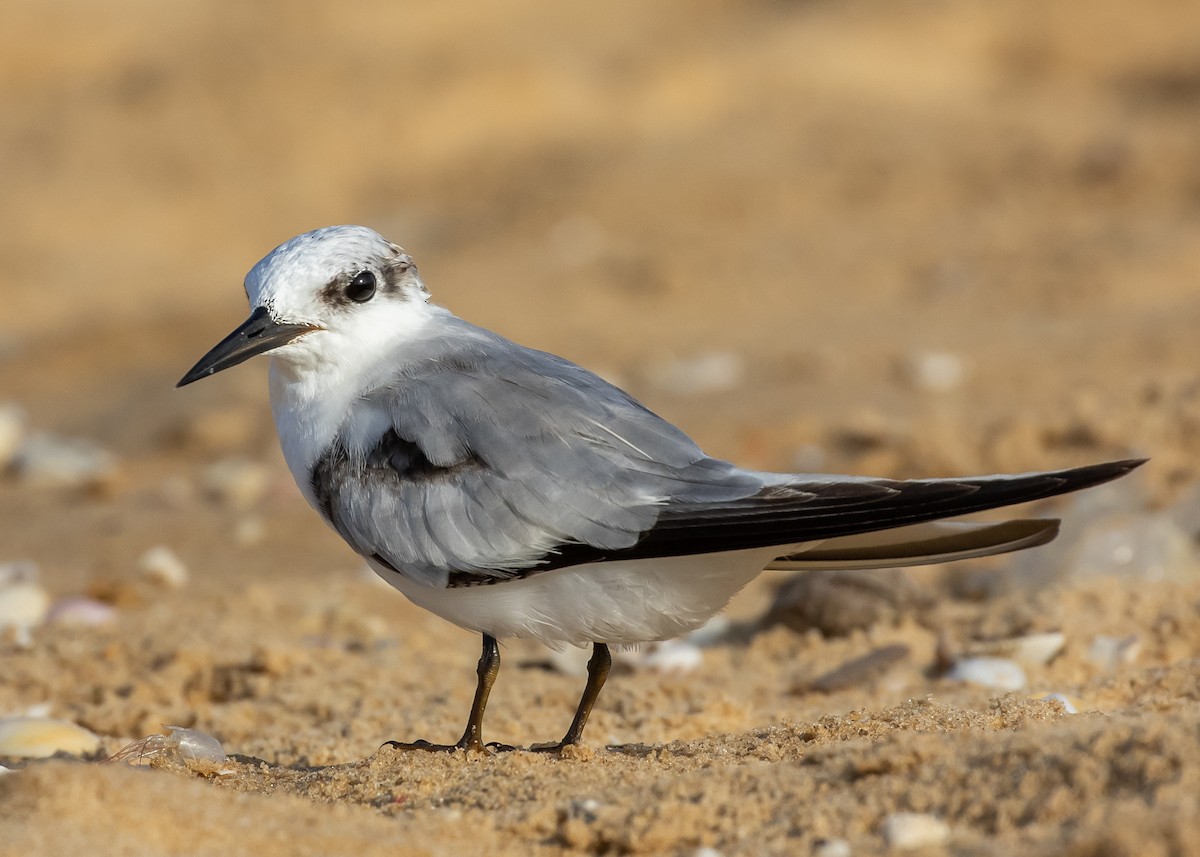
[2,0,1199,853]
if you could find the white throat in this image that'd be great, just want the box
[268,301,449,508]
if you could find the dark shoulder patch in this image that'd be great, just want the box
[309,428,487,529]
[371,428,486,482]
[309,442,347,524]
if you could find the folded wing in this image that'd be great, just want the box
[310,318,1144,587]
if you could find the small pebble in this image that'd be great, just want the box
[644,639,704,673]
[896,350,966,393]
[547,645,593,677]
[624,639,704,674]
[46,597,118,627]
[813,838,852,857]
[686,615,732,647]
[137,546,189,588]
[764,569,929,637]
[801,644,909,694]
[1068,513,1200,582]
[882,813,950,850]
[1006,631,1067,667]
[14,432,119,491]
[566,797,603,821]
[0,564,51,646]
[233,516,266,547]
[1040,693,1079,714]
[0,560,38,587]
[201,458,269,509]
[645,351,744,396]
[946,656,1027,692]
[965,631,1066,667]
[1086,634,1140,671]
[0,403,26,471]
[0,716,101,758]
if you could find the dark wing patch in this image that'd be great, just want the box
[510,458,1146,577]
[376,428,486,480]
[311,428,490,566]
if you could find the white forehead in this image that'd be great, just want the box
[245,225,399,308]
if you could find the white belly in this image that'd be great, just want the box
[370,547,785,648]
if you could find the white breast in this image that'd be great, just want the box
[267,304,448,509]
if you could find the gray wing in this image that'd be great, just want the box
[310,318,1144,588]
[310,318,765,587]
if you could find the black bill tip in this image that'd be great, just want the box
[177,306,320,387]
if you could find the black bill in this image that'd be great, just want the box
[177,306,320,387]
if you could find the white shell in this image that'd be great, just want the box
[896,350,967,393]
[882,813,950,850]
[137,546,189,588]
[813,839,852,857]
[620,639,704,674]
[965,631,1066,667]
[46,597,118,627]
[201,458,270,509]
[1069,513,1200,582]
[642,639,704,673]
[0,717,100,758]
[15,433,118,490]
[946,657,1027,692]
[0,578,50,643]
[1040,693,1079,714]
[1086,634,1140,670]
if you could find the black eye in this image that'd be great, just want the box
[346,270,376,302]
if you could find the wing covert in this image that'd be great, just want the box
[309,320,763,587]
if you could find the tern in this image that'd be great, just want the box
[179,225,1143,753]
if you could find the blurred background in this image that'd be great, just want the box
[2,0,1199,587]
[3,3,1200,851]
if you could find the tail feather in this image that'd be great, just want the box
[765,519,1059,571]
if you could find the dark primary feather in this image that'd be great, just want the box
[594,460,1142,559]
[309,315,1144,588]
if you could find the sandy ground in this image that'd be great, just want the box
[2,0,1200,854]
